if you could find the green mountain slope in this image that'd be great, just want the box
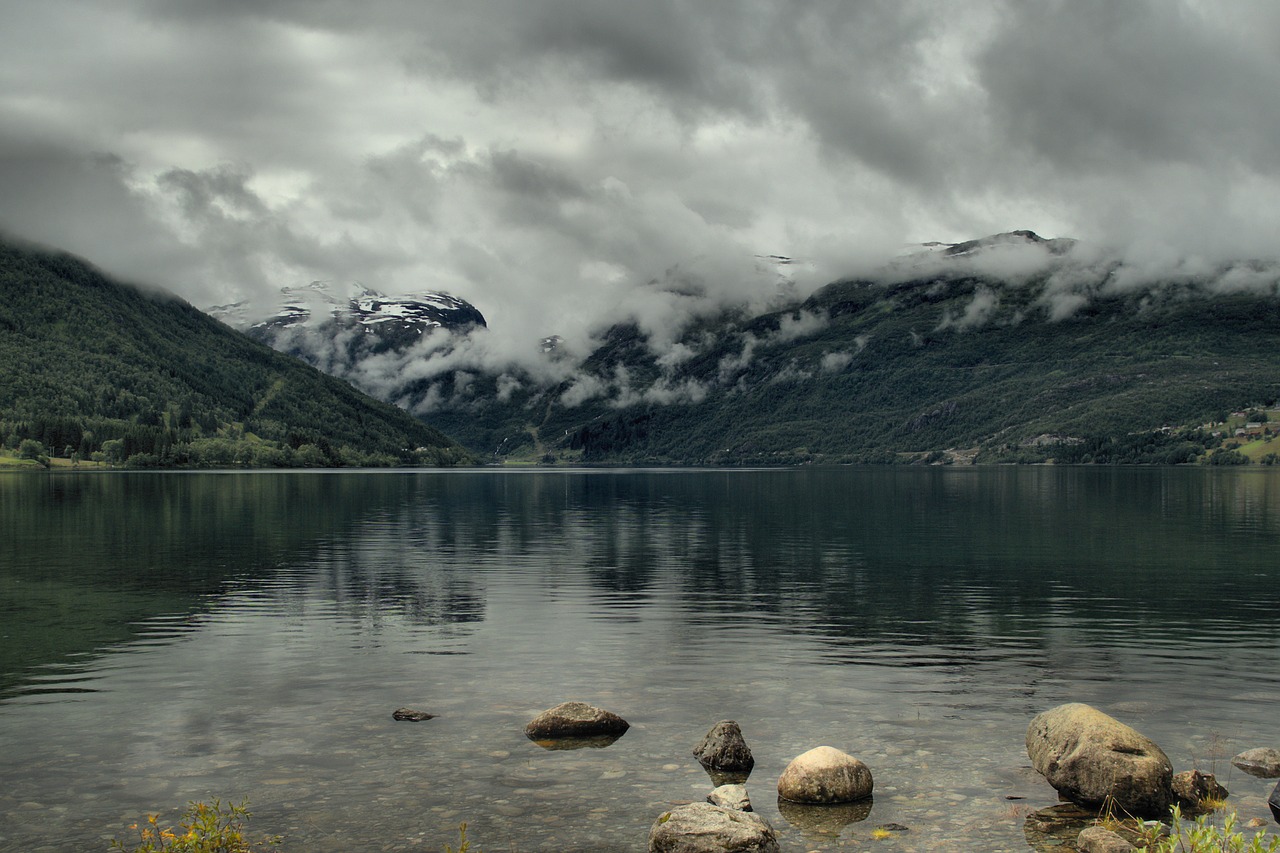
[426,253,1280,465]
[0,238,473,467]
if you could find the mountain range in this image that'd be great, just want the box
[213,231,1280,465]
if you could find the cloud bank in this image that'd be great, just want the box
[2,0,1279,355]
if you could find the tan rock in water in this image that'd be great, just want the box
[1026,703,1173,817]
[776,746,873,804]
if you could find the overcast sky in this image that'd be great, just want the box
[2,0,1278,347]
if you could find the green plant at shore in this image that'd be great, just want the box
[1128,806,1279,853]
[444,822,481,853]
[110,799,279,853]
[1098,798,1277,853]
[1158,807,1280,853]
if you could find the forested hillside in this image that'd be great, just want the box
[0,238,473,468]
[421,239,1280,465]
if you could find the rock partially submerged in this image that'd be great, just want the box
[777,746,873,805]
[391,708,435,721]
[707,784,752,812]
[693,721,755,774]
[524,701,629,740]
[1026,703,1174,817]
[1077,826,1137,852]
[648,802,780,853]
[1171,770,1228,813]
[1232,748,1280,779]
[1022,803,1099,850]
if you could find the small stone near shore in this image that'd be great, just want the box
[1077,826,1137,853]
[1026,703,1174,817]
[1232,748,1280,779]
[391,708,435,721]
[707,784,751,812]
[1171,770,1228,812]
[524,701,629,739]
[876,823,910,833]
[693,721,755,773]
[777,746,873,805]
[648,802,779,853]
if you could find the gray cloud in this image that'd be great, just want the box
[980,1,1280,173]
[2,0,1279,363]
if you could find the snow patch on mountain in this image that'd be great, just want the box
[209,281,485,334]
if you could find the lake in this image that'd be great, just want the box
[1,467,1278,852]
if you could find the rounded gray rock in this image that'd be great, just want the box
[777,745,873,804]
[1026,703,1174,817]
[707,784,752,812]
[1232,748,1280,779]
[648,802,780,853]
[524,701,629,739]
[693,720,755,773]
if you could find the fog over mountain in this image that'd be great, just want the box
[215,231,1280,432]
[2,1,1279,360]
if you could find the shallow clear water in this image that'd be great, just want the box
[1,467,1279,851]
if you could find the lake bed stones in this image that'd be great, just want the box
[524,701,629,740]
[693,721,755,774]
[648,802,779,853]
[1232,748,1280,779]
[1026,703,1174,817]
[776,746,873,804]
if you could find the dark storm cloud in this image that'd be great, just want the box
[980,1,1280,173]
[971,0,1280,258]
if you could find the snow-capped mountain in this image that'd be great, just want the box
[208,281,486,382]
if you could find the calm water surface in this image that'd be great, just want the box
[2,467,1279,852]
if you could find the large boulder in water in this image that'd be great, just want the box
[777,746,873,804]
[1026,703,1174,817]
[524,701,629,739]
[648,802,780,853]
[693,721,755,773]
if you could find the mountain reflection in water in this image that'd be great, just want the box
[1,467,1278,852]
